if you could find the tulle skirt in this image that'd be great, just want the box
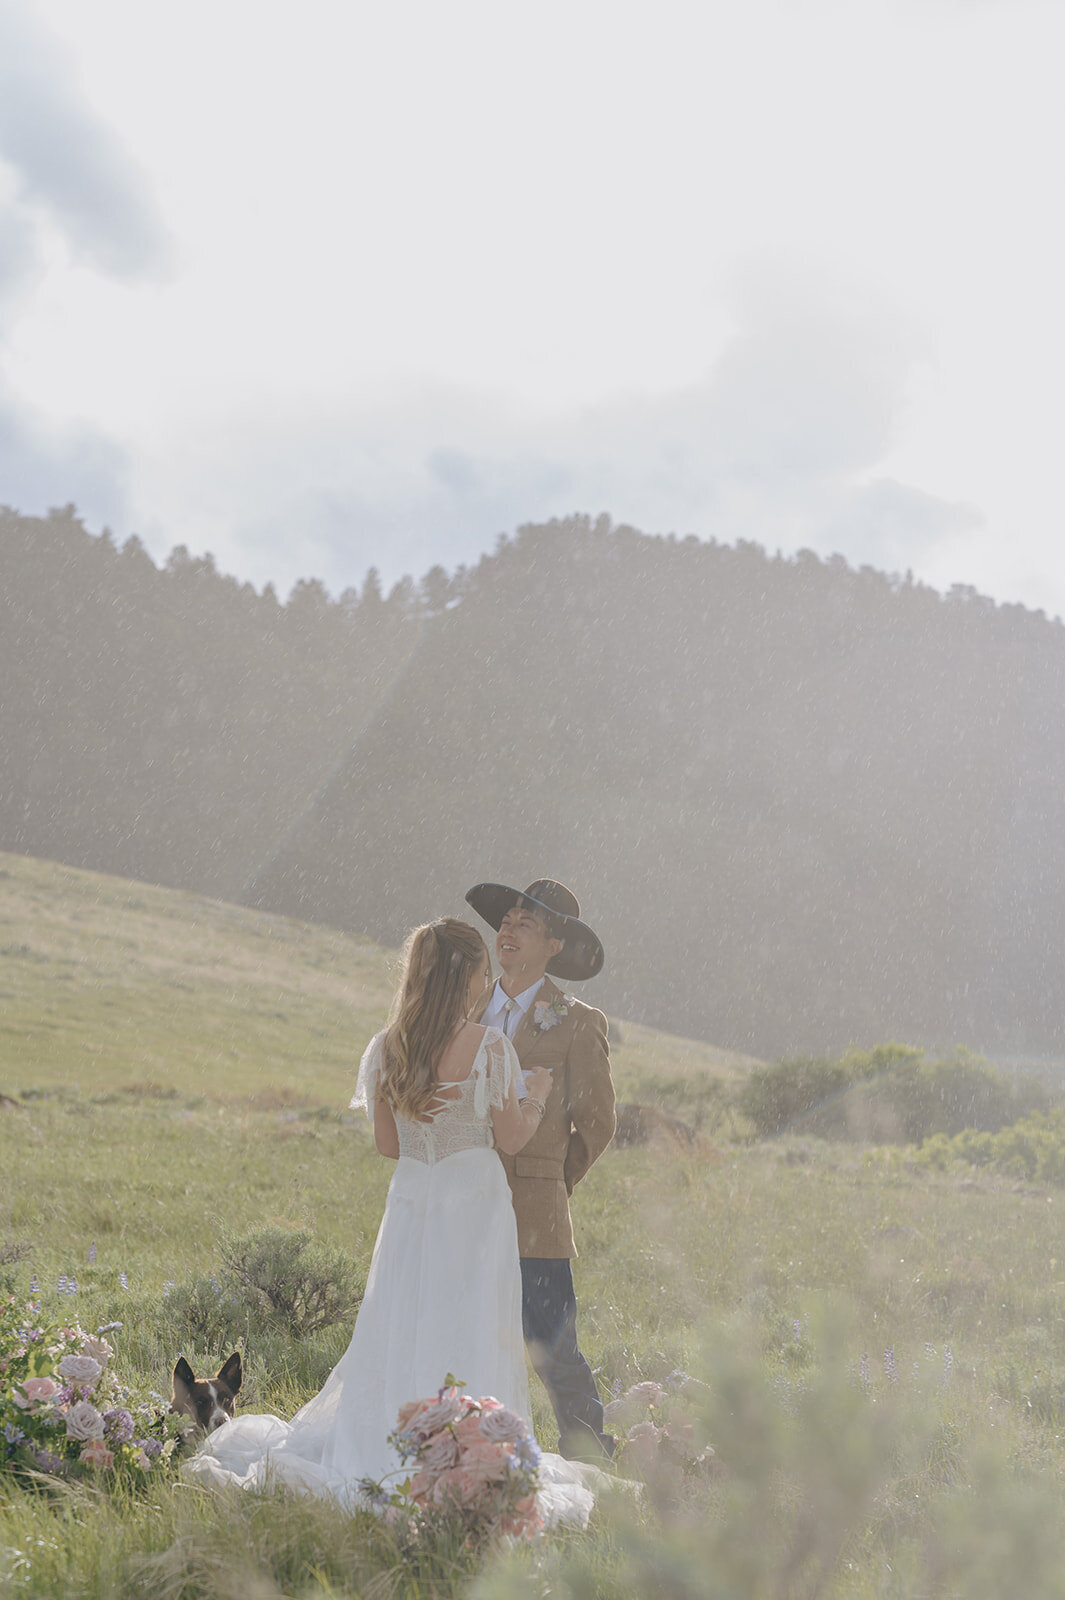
[186,1149,532,1504]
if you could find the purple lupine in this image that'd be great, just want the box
[857,1353,872,1391]
[87,1243,97,1265]
[884,1347,897,1386]
[942,1346,954,1388]
[119,1273,129,1291]
[28,1276,39,1295]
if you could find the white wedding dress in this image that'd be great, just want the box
[185,1027,595,1527]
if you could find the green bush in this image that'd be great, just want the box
[740,1044,1056,1145]
[916,1107,1065,1186]
[219,1225,364,1338]
[166,1226,364,1351]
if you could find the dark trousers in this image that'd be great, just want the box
[520,1257,613,1458]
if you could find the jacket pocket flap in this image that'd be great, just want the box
[514,1155,565,1180]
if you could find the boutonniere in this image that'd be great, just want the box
[533,994,572,1032]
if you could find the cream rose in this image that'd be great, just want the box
[65,1400,105,1440]
[57,1354,103,1386]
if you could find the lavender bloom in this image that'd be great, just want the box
[57,1275,69,1295]
[103,1408,135,1444]
[88,1243,97,1265]
[162,1283,175,1298]
[884,1347,898,1386]
[28,1276,39,1295]
[857,1353,872,1391]
[942,1346,954,1388]
[142,1440,163,1459]
[119,1273,129,1291]
[4,1424,26,1446]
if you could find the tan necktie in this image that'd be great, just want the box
[502,997,519,1038]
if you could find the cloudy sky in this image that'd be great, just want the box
[1,0,1063,611]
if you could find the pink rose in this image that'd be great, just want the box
[457,1438,510,1477]
[479,1406,526,1444]
[396,1400,422,1431]
[453,1413,485,1447]
[420,1429,460,1474]
[432,1465,494,1510]
[80,1439,114,1469]
[13,1376,59,1410]
[624,1419,663,1478]
[404,1390,464,1440]
[626,1381,666,1406]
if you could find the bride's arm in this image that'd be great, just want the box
[374,1096,400,1158]
[491,1064,552,1155]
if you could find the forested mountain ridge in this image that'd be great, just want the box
[3,504,1063,1059]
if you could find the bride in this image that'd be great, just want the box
[186,918,594,1522]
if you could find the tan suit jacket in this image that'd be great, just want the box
[475,976,616,1259]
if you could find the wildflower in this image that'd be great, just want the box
[4,1424,26,1446]
[87,1243,97,1265]
[119,1273,129,1291]
[942,1346,954,1388]
[883,1347,897,1386]
[103,1408,135,1444]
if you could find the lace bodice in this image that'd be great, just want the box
[351,1027,520,1166]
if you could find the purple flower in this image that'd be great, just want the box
[4,1423,26,1446]
[119,1273,129,1291]
[34,1448,65,1472]
[103,1408,135,1444]
[141,1440,163,1459]
[88,1243,97,1265]
[883,1347,897,1386]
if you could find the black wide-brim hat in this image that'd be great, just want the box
[464,879,605,983]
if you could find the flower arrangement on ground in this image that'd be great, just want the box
[605,1372,716,1490]
[375,1380,543,1540]
[1,1293,189,1483]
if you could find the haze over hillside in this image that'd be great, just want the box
[3,505,1064,1059]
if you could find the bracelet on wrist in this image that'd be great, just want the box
[519,1095,546,1118]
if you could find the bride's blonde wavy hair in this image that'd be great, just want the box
[381,918,490,1118]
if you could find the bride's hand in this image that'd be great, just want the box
[523,1065,553,1104]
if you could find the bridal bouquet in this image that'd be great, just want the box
[385,1380,543,1540]
[0,1293,188,1483]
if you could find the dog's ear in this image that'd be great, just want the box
[217,1351,242,1394]
[172,1355,196,1400]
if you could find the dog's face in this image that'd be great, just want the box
[171,1352,242,1433]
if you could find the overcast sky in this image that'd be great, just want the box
[1,0,1063,613]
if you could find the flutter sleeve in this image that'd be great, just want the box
[473,1026,521,1117]
[350,1030,386,1121]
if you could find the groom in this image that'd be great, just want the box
[465,878,616,1459]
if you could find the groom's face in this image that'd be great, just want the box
[496,905,563,984]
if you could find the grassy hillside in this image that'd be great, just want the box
[4,853,1065,1596]
[0,849,753,1110]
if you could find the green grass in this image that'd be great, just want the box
[4,852,1065,1596]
